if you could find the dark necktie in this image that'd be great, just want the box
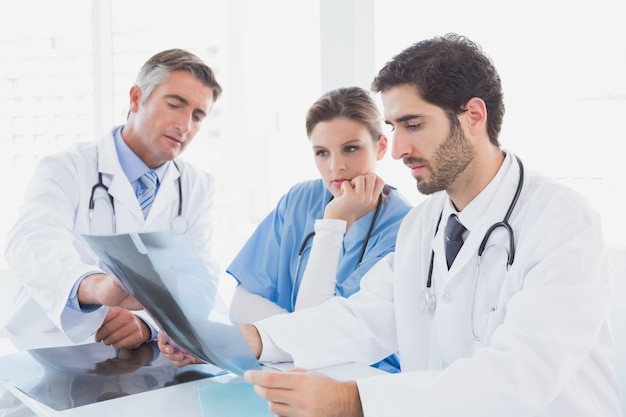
[445,214,467,269]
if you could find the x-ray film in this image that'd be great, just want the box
[80,230,261,376]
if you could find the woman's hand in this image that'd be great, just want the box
[324,173,385,229]
[157,331,204,367]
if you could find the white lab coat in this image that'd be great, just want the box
[257,152,622,416]
[3,129,220,347]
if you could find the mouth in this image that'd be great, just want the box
[404,157,427,177]
[164,134,184,146]
[331,178,348,187]
[410,166,425,177]
[405,163,425,177]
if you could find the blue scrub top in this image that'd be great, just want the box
[227,179,412,372]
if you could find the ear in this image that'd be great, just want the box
[464,97,487,135]
[376,134,388,161]
[128,85,142,114]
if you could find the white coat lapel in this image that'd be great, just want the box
[96,135,144,223]
[144,161,180,225]
[445,154,520,280]
[395,199,445,370]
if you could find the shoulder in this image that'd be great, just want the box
[384,186,413,213]
[520,168,600,224]
[286,179,326,196]
[266,180,329,218]
[173,159,215,188]
[37,141,97,173]
[278,179,327,205]
[400,192,447,233]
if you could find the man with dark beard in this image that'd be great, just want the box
[159,33,620,417]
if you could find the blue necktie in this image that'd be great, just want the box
[445,214,466,269]
[138,170,158,219]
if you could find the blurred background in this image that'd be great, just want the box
[1,0,624,306]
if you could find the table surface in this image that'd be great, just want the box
[0,335,385,417]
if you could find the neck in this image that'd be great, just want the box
[448,147,505,212]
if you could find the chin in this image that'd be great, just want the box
[328,185,342,197]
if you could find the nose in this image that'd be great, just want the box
[174,110,193,135]
[328,152,346,172]
[390,130,411,161]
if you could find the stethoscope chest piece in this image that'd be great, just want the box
[171,215,189,233]
[421,289,437,312]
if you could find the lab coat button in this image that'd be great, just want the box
[442,292,453,304]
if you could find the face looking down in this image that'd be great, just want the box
[125,70,215,169]
[382,84,475,196]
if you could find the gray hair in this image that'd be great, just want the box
[135,48,222,104]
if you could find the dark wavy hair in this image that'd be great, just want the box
[371,33,504,146]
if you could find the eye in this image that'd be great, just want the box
[406,122,422,131]
[344,145,359,153]
[314,149,328,158]
[192,112,205,123]
[166,101,181,109]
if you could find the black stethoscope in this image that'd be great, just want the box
[421,155,524,327]
[88,160,188,233]
[292,186,386,309]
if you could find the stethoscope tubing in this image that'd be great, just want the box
[422,155,524,319]
[88,160,185,233]
[292,188,386,310]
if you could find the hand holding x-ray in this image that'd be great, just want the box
[80,230,261,376]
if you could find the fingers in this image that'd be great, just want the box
[245,370,359,416]
[95,307,150,349]
[325,173,385,225]
[244,370,313,415]
[244,369,306,390]
[350,173,385,199]
[157,331,202,367]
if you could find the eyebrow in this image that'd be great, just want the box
[385,114,424,125]
[312,138,362,149]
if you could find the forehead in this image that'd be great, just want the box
[309,117,371,145]
[152,70,214,109]
[380,84,442,122]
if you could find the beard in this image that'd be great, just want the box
[405,119,475,195]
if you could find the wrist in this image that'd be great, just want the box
[77,273,107,306]
[239,324,262,358]
[342,380,364,417]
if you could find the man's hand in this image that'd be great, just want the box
[77,273,143,310]
[324,173,385,229]
[157,331,204,367]
[95,306,150,349]
[244,368,364,417]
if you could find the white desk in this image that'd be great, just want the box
[0,336,385,417]
[2,373,236,417]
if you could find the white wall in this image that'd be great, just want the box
[1,0,624,305]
